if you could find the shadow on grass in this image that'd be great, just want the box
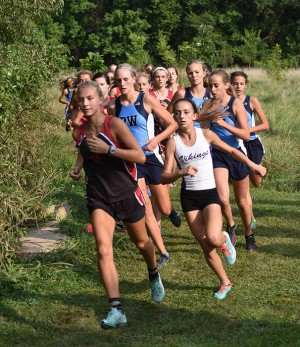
[1,288,299,347]
[1,239,299,346]
[258,243,300,259]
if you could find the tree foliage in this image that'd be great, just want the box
[53,0,299,68]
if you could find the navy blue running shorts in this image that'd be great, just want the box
[87,188,145,223]
[243,137,264,164]
[212,147,250,180]
[180,188,220,213]
[136,153,163,185]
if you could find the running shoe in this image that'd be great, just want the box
[214,283,232,300]
[157,253,170,268]
[150,273,165,303]
[220,232,236,265]
[115,222,127,233]
[226,224,237,246]
[250,218,257,231]
[169,208,181,227]
[100,307,127,329]
[245,235,258,251]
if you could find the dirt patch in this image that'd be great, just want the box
[19,222,68,254]
[19,202,72,256]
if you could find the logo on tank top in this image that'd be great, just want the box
[178,150,209,163]
[120,115,137,126]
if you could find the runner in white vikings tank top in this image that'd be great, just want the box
[161,98,266,299]
[173,128,215,191]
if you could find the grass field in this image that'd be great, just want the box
[1,163,299,346]
[0,70,299,346]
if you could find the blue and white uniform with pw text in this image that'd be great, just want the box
[115,92,164,185]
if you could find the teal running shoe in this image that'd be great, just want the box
[100,307,127,329]
[214,283,232,300]
[150,274,165,303]
[250,219,257,231]
[220,231,237,265]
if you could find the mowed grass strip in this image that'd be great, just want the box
[1,185,299,347]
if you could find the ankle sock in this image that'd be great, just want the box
[109,297,122,311]
[148,267,159,281]
[245,233,255,241]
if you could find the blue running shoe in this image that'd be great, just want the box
[100,307,127,329]
[214,283,232,300]
[220,231,236,265]
[150,274,165,303]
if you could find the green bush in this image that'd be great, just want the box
[0,39,68,267]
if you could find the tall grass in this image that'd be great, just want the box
[244,68,300,190]
[179,67,300,191]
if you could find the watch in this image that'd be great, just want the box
[108,145,116,156]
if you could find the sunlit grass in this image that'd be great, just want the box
[1,70,300,346]
[1,185,299,346]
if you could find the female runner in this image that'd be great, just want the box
[230,71,269,230]
[69,81,165,329]
[161,98,266,298]
[108,63,181,268]
[167,59,211,128]
[208,69,259,250]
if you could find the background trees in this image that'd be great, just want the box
[51,0,300,69]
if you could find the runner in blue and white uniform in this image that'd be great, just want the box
[208,69,260,251]
[59,76,75,131]
[230,71,269,232]
[230,71,269,187]
[107,63,180,268]
[168,59,211,128]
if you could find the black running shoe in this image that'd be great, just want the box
[169,208,181,227]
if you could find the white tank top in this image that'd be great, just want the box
[174,128,216,191]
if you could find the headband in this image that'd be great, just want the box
[152,66,169,75]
